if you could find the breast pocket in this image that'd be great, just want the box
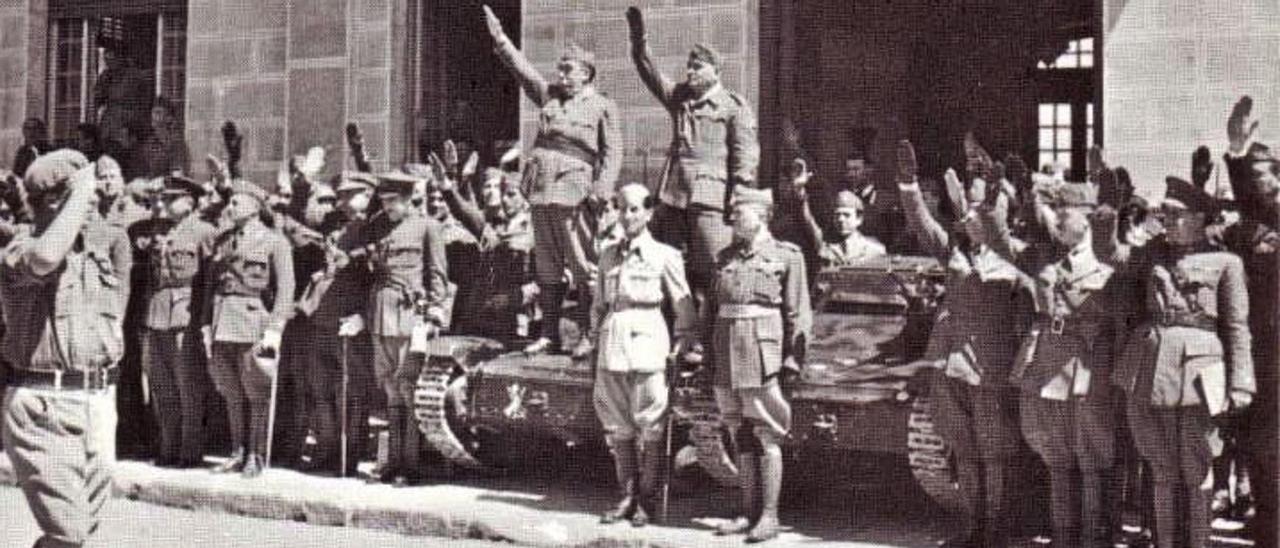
[166,247,200,283]
[618,264,663,304]
[747,262,785,304]
[240,250,271,290]
[1182,266,1221,314]
[82,253,125,365]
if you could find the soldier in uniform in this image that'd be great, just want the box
[627,7,760,321]
[483,5,623,356]
[785,161,887,267]
[300,172,379,477]
[1222,97,1279,548]
[200,181,295,478]
[896,140,1032,548]
[704,186,811,543]
[999,183,1126,547]
[1096,179,1255,548]
[2,150,128,548]
[591,183,697,527]
[138,176,218,468]
[365,171,449,486]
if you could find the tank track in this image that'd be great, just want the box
[906,396,967,515]
[412,357,485,470]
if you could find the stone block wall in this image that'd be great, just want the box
[519,0,759,189]
[184,0,408,187]
[0,0,45,169]
[1105,0,1280,197]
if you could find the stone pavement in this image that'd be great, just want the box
[0,451,958,548]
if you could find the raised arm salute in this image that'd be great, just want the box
[484,5,622,356]
[627,6,759,323]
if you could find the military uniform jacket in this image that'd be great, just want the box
[305,215,373,329]
[364,211,449,338]
[202,219,295,344]
[1014,247,1127,399]
[631,41,759,210]
[899,182,1033,386]
[1109,245,1253,413]
[592,232,697,373]
[817,235,888,268]
[495,40,622,205]
[0,222,129,372]
[444,190,536,338]
[705,233,811,389]
[141,214,217,331]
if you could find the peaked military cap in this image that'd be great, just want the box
[833,189,866,212]
[228,179,269,206]
[376,171,420,195]
[1162,176,1214,214]
[335,171,378,194]
[162,174,206,197]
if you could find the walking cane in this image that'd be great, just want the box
[263,345,281,469]
[660,354,679,523]
[340,335,351,477]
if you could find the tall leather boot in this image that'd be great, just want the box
[717,452,758,535]
[746,442,783,543]
[526,283,565,355]
[1048,466,1080,548]
[633,439,665,527]
[399,405,424,486]
[982,460,1010,548]
[601,439,638,524]
[941,459,983,547]
[1152,475,1180,548]
[1080,470,1105,548]
[376,406,406,483]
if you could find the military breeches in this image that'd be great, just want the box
[650,204,732,296]
[714,381,792,445]
[531,204,580,285]
[373,336,420,407]
[593,370,668,446]
[141,329,205,463]
[4,386,117,547]
[931,376,1019,463]
[1020,390,1117,472]
[208,342,273,455]
[1127,400,1212,486]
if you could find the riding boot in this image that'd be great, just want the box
[1152,476,1180,548]
[601,439,638,524]
[1048,466,1080,548]
[982,460,1009,548]
[717,453,758,535]
[1186,479,1211,548]
[941,459,983,547]
[399,404,423,485]
[633,439,665,527]
[526,283,565,354]
[1080,469,1105,548]
[377,406,405,483]
[746,443,783,543]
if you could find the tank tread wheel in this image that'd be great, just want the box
[413,359,485,470]
[907,396,967,516]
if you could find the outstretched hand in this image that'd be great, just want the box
[483,5,505,40]
[626,7,645,42]
[896,140,918,184]
[1228,95,1258,155]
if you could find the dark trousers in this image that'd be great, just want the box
[308,331,374,473]
[141,329,206,464]
[208,343,273,457]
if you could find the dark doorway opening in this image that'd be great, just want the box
[416,0,521,166]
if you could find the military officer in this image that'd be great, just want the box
[483,5,623,356]
[1003,183,1125,548]
[897,140,1032,548]
[627,7,760,316]
[139,175,218,468]
[1097,179,1255,548]
[301,172,378,477]
[704,186,810,543]
[786,162,887,268]
[365,171,449,486]
[2,150,128,548]
[200,180,295,478]
[591,183,697,527]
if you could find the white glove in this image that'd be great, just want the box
[261,328,283,351]
[338,315,365,337]
[410,322,436,354]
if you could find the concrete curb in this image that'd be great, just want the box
[0,454,847,548]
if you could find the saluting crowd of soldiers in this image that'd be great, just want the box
[0,5,1277,548]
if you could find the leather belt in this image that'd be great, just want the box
[1035,316,1102,337]
[717,303,781,319]
[1156,310,1216,331]
[8,368,119,391]
[534,135,598,167]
